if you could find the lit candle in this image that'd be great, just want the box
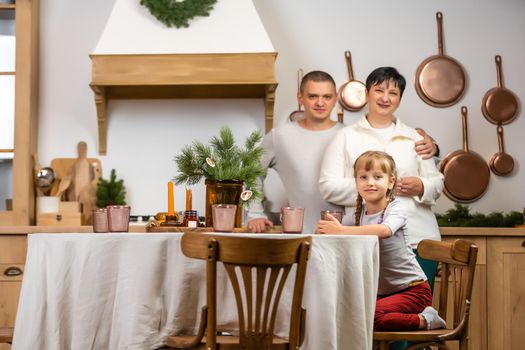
[167,181,174,217]
[185,188,192,211]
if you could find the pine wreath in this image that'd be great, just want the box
[140,0,218,28]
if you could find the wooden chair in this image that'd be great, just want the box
[166,232,312,350]
[373,239,478,350]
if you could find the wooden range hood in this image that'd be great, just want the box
[90,52,277,155]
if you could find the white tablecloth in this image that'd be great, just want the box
[13,233,379,350]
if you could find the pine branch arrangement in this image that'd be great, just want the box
[173,127,266,205]
[140,0,217,28]
[96,169,127,208]
[436,204,524,227]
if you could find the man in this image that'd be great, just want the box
[246,70,436,234]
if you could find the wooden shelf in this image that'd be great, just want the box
[90,52,278,155]
[0,4,16,9]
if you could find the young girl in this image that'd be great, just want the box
[316,151,445,331]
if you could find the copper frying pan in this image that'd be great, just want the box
[338,51,366,112]
[289,68,305,122]
[481,55,519,125]
[440,106,490,202]
[489,126,514,176]
[415,12,466,108]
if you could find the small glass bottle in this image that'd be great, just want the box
[184,210,199,228]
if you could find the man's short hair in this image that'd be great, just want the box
[365,67,406,98]
[300,70,336,92]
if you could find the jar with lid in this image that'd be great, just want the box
[184,210,199,228]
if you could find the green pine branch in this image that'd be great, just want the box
[436,204,523,227]
[140,0,218,28]
[173,127,266,205]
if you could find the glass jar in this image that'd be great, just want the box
[184,210,199,228]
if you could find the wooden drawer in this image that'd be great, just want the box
[0,235,27,264]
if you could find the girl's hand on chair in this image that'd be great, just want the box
[316,214,342,234]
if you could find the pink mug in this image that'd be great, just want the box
[281,207,305,233]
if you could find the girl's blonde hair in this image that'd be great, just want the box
[353,151,398,226]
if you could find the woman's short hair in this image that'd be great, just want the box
[365,67,406,98]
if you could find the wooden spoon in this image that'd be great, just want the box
[55,175,71,199]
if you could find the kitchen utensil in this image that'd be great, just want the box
[289,68,305,122]
[481,55,519,125]
[415,12,466,107]
[337,104,344,124]
[489,126,514,176]
[338,51,366,112]
[55,175,71,199]
[439,106,490,202]
[35,167,55,196]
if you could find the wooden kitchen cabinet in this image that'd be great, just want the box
[0,234,27,350]
[0,0,39,226]
[487,237,525,350]
[439,228,525,350]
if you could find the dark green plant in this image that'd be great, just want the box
[436,204,524,227]
[139,0,217,28]
[173,127,266,205]
[96,169,127,208]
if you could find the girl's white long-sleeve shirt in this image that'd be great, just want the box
[319,115,444,247]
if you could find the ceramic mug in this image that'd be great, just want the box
[281,207,305,233]
[212,204,237,232]
[107,205,131,232]
[320,210,344,223]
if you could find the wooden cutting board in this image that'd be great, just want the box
[49,158,102,196]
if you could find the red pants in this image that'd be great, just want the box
[374,282,432,331]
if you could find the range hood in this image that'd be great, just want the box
[90,0,277,154]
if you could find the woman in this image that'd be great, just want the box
[319,67,444,288]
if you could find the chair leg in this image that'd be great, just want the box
[379,341,390,350]
[459,338,468,350]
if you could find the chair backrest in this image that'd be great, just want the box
[181,232,312,350]
[417,239,478,331]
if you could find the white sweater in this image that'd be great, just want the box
[246,121,344,234]
[319,115,444,247]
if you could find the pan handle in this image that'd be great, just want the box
[461,106,469,152]
[344,51,355,80]
[436,12,444,56]
[337,104,344,124]
[497,125,505,153]
[495,55,504,89]
[297,68,304,111]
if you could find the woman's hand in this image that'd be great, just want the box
[397,176,424,197]
[316,213,342,234]
[415,128,438,160]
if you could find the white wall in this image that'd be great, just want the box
[37,0,525,217]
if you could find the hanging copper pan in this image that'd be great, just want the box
[481,55,519,125]
[415,12,466,108]
[289,68,305,122]
[489,126,514,176]
[440,106,490,202]
[338,51,366,112]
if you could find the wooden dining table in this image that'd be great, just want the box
[12,232,379,350]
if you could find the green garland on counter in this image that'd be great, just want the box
[436,204,524,227]
[140,0,217,28]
